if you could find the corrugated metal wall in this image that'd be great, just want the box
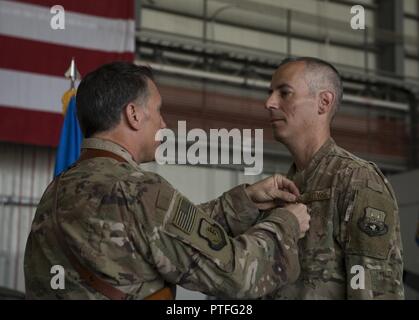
[0,142,55,292]
[0,142,267,296]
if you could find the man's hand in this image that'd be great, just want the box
[284,203,310,239]
[245,174,300,210]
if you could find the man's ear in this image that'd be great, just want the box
[124,103,143,130]
[318,90,335,115]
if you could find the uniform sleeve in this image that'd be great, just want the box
[122,176,301,299]
[197,184,260,236]
[336,165,404,299]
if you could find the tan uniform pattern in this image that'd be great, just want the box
[24,138,302,299]
[272,138,404,299]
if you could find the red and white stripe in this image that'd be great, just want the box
[0,0,135,146]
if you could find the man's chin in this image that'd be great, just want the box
[273,130,287,143]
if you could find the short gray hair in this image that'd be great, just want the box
[278,57,343,119]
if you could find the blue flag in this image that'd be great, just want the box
[54,91,83,176]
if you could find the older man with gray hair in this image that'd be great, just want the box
[265,57,404,299]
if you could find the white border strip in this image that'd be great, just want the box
[0,0,135,53]
[0,68,70,114]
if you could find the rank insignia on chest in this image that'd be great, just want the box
[198,218,227,251]
[357,207,388,237]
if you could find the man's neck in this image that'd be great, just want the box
[92,131,141,163]
[285,131,330,171]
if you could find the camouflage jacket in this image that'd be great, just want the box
[272,138,404,299]
[24,138,301,299]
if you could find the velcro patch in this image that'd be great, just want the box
[156,188,174,211]
[172,198,197,235]
[198,218,227,251]
[347,188,395,259]
[357,207,388,237]
[164,194,233,271]
[297,188,331,204]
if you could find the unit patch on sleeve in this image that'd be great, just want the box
[357,207,388,237]
[198,218,227,251]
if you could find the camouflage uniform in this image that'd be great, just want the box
[24,138,301,299]
[271,138,404,299]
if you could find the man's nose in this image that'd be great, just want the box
[265,94,279,111]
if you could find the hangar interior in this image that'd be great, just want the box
[0,0,418,299]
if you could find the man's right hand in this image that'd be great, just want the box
[284,203,310,238]
[244,174,300,210]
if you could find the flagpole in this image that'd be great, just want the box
[64,57,80,90]
[54,58,83,176]
[61,58,80,114]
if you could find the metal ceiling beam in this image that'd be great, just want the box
[137,29,419,93]
[140,6,377,54]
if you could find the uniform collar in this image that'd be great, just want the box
[81,138,140,168]
[287,138,336,191]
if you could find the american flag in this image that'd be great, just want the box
[0,0,135,147]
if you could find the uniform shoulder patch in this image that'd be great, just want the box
[172,197,197,235]
[346,188,395,259]
[357,207,388,237]
[163,194,233,271]
[198,218,227,251]
[156,186,175,211]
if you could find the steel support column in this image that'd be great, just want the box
[376,0,405,77]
